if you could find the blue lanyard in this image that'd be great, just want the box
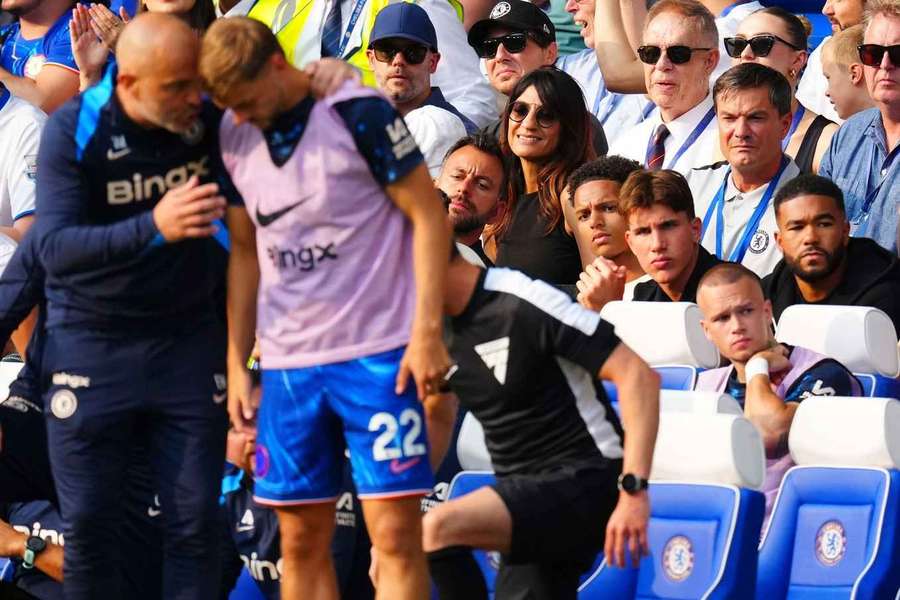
[852,144,900,229]
[781,105,805,152]
[335,0,367,58]
[644,107,716,170]
[701,157,789,263]
[641,100,656,120]
[0,86,9,112]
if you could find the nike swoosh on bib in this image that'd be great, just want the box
[255,198,309,227]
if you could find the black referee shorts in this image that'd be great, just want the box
[491,459,622,600]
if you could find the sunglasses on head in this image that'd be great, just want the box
[372,43,429,65]
[636,45,712,65]
[723,34,803,58]
[857,43,900,67]
[508,100,558,128]
[476,32,530,59]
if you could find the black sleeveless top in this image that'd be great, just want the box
[495,192,582,285]
[795,114,834,174]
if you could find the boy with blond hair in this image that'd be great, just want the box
[822,24,876,119]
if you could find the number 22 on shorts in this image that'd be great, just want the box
[368,409,426,461]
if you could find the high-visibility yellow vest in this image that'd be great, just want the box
[244,0,464,88]
[246,0,388,87]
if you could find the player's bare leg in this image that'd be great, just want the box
[362,496,429,600]
[274,503,339,600]
[422,486,512,553]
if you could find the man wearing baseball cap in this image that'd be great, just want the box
[368,3,474,176]
[468,0,608,156]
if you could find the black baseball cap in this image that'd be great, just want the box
[468,1,556,49]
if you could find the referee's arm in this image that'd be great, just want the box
[599,343,659,568]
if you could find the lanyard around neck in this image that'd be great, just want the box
[335,0,367,58]
[644,107,716,171]
[701,156,789,263]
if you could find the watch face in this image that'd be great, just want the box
[621,473,637,492]
[26,536,47,553]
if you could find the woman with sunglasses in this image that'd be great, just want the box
[726,7,838,174]
[487,66,594,286]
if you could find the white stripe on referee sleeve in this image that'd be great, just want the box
[483,268,601,336]
[555,356,624,459]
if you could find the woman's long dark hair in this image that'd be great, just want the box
[140,0,216,31]
[490,66,594,240]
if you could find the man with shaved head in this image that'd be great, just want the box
[694,262,861,524]
[34,13,240,600]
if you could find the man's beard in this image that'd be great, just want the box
[785,243,846,283]
[451,211,488,236]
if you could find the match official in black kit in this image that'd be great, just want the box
[421,245,660,599]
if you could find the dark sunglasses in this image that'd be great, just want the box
[858,43,900,67]
[724,34,802,58]
[476,32,529,59]
[372,43,429,65]
[637,45,712,65]
[508,100,558,128]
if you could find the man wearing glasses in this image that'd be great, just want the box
[367,3,473,177]
[818,0,900,252]
[607,0,721,177]
[466,0,608,157]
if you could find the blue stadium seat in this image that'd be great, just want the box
[757,468,900,599]
[0,558,12,582]
[656,365,700,391]
[775,305,900,400]
[228,568,266,600]
[580,484,764,600]
[756,396,900,599]
[444,471,501,595]
[580,411,767,599]
[599,302,721,414]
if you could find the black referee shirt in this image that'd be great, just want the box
[445,268,624,477]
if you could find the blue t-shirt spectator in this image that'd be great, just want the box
[818,108,900,252]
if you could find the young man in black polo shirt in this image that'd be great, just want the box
[421,247,660,599]
[623,169,722,302]
[764,174,900,328]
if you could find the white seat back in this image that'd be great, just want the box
[651,412,765,489]
[456,412,492,471]
[775,305,899,377]
[600,301,719,368]
[789,396,900,468]
[659,389,742,415]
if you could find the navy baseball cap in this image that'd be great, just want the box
[468,1,555,49]
[370,3,438,51]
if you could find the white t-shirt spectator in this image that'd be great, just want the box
[405,104,468,177]
[421,0,499,128]
[0,92,44,227]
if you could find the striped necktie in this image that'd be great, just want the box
[321,0,342,57]
[647,124,670,171]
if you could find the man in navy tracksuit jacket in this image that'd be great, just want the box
[33,15,239,600]
[0,230,164,600]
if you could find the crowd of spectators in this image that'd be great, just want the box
[0,0,897,597]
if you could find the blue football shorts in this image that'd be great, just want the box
[253,347,434,505]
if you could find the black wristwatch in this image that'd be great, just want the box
[617,473,649,495]
[22,536,47,570]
